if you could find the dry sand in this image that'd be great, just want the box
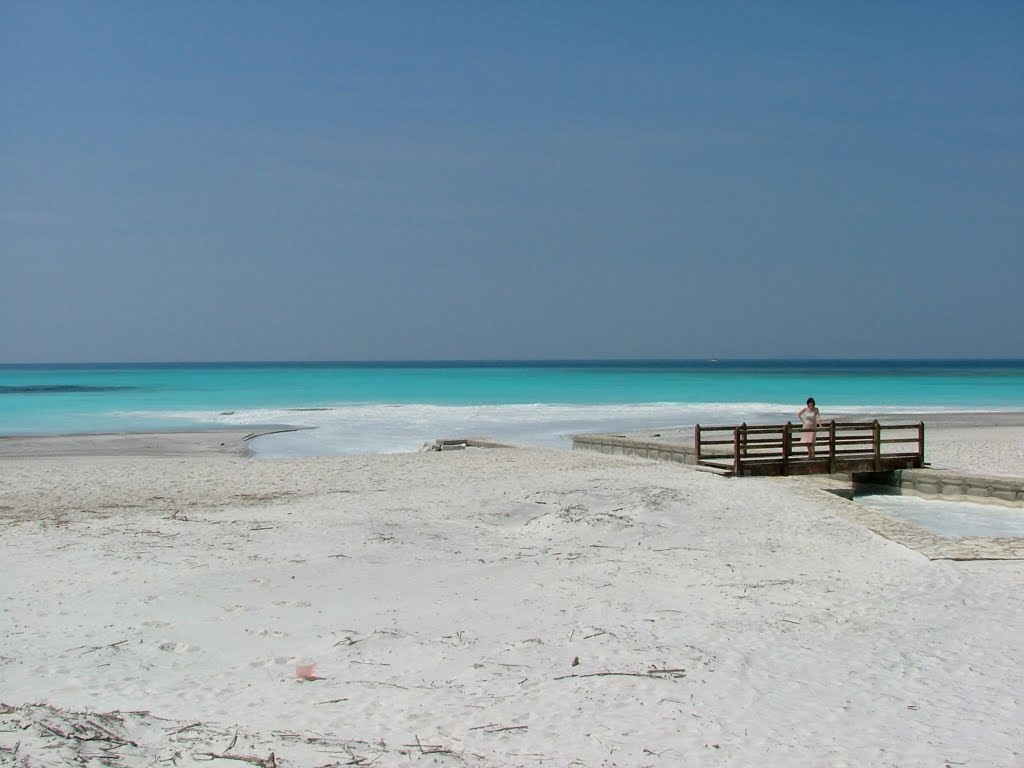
[926,426,1024,479]
[1,426,1023,766]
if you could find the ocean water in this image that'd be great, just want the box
[1,360,1022,457]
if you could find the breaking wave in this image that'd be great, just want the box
[119,401,941,457]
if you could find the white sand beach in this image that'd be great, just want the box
[2,427,1023,766]
[927,426,1024,479]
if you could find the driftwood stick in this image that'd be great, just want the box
[37,722,71,740]
[555,668,686,681]
[554,672,661,680]
[168,722,204,734]
[404,735,457,756]
[334,636,366,647]
[85,718,137,746]
[467,722,529,733]
[195,751,277,767]
[81,639,129,655]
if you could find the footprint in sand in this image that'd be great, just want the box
[255,628,288,638]
[248,656,292,668]
[158,641,198,654]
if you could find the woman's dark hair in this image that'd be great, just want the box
[807,397,816,407]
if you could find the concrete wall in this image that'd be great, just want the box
[883,469,1024,506]
[571,434,699,465]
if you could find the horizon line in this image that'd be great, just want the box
[3,356,1023,367]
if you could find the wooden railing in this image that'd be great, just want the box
[694,420,925,476]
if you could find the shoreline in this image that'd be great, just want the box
[2,410,1023,460]
[0,425,304,458]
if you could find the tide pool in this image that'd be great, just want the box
[855,493,1024,538]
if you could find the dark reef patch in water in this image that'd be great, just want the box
[0,385,139,394]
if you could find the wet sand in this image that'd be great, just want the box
[0,426,301,458]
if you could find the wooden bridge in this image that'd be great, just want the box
[694,420,925,477]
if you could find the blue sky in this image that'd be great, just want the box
[1,1,1022,362]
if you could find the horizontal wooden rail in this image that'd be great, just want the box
[694,420,925,476]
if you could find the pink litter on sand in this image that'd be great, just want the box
[295,662,319,681]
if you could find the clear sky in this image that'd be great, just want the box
[1,1,1022,363]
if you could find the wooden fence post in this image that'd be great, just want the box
[872,419,881,472]
[917,421,925,468]
[733,425,742,476]
[694,424,702,462]
[828,420,836,474]
[782,421,791,474]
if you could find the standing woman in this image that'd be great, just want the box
[799,397,821,458]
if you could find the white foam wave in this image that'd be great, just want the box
[115,401,953,458]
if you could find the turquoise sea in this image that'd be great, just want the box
[2,360,1022,457]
